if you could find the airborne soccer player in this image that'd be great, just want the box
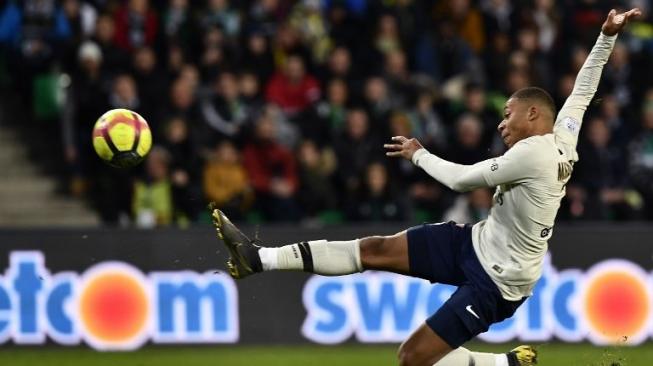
[211,8,641,366]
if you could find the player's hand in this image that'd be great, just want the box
[602,8,642,36]
[384,136,424,161]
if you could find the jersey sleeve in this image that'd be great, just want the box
[554,32,617,160]
[412,139,539,192]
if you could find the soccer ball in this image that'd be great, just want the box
[92,109,152,168]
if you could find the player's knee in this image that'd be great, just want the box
[397,343,422,366]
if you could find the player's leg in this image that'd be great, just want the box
[398,285,537,366]
[431,346,537,366]
[397,325,506,366]
[211,207,411,278]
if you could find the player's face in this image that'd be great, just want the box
[498,98,530,148]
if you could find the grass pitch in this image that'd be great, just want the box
[0,343,652,365]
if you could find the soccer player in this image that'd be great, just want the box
[211,8,641,366]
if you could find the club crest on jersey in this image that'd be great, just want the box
[491,162,499,171]
[562,117,580,135]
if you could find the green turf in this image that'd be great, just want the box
[0,343,652,366]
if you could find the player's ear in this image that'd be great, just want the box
[527,105,539,122]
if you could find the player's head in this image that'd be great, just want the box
[498,87,556,148]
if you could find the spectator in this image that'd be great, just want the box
[325,1,365,51]
[572,117,639,220]
[245,0,285,38]
[444,188,493,223]
[0,2,21,47]
[161,117,201,222]
[414,19,478,85]
[109,74,140,112]
[162,0,198,47]
[604,42,634,107]
[438,0,486,53]
[2,0,72,99]
[532,0,560,54]
[483,32,512,92]
[239,70,265,111]
[295,140,338,219]
[334,108,383,200]
[370,0,419,56]
[161,77,199,141]
[62,41,109,194]
[132,46,166,122]
[319,46,355,88]
[113,0,158,52]
[62,0,97,39]
[165,43,185,80]
[59,0,98,71]
[600,93,632,147]
[132,146,174,227]
[408,90,448,152]
[202,0,241,39]
[374,14,402,55]
[447,113,488,165]
[93,13,128,74]
[450,83,499,149]
[304,78,348,146]
[241,31,275,84]
[265,54,320,117]
[383,49,413,107]
[554,73,575,108]
[363,76,393,132]
[243,112,300,221]
[271,22,311,68]
[629,90,653,219]
[347,162,405,221]
[201,71,248,143]
[481,0,516,39]
[515,26,553,90]
[178,63,200,90]
[199,25,230,81]
[289,0,332,64]
[204,140,253,220]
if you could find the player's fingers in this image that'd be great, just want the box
[383,144,402,150]
[392,136,408,143]
[607,9,616,22]
[625,8,642,19]
[386,151,403,157]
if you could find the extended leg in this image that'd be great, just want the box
[211,208,412,278]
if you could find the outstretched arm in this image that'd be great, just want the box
[555,8,641,157]
[385,136,539,192]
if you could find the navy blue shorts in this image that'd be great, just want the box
[407,221,527,348]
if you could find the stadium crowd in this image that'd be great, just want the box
[2,0,653,226]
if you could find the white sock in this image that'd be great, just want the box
[434,347,508,366]
[258,240,362,275]
[494,353,509,366]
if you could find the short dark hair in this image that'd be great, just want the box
[510,87,556,121]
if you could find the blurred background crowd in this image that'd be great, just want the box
[1,0,653,227]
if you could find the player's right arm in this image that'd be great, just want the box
[385,136,539,192]
[554,8,641,156]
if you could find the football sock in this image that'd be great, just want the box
[433,347,508,366]
[258,239,362,275]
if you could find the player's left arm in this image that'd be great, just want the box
[385,136,538,192]
[554,8,641,149]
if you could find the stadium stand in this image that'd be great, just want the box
[1,0,652,226]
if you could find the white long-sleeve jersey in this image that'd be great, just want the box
[411,32,617,301]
